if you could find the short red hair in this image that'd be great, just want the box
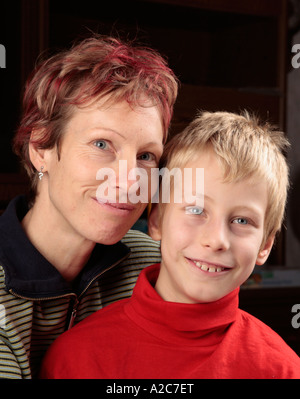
[13,35,178,197]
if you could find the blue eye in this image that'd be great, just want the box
[94,140,108,149]
[233,218,248,225]
[185,206,203,215]
[138,153,155,162]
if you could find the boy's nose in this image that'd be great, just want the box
[200,219,230,252]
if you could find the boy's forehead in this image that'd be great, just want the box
[174,157,267,196]
[176,145,216,169]
[179,150,220,184]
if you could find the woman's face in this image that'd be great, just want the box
[41,98,164,245]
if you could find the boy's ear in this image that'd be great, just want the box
[256,235,275,266]
[148,204,162,241]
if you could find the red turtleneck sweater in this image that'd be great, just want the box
[40,264,300,379]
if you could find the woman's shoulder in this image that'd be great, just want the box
[121,229,160,251]
[121,229,161,267]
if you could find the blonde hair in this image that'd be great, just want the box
[159,111,290,242]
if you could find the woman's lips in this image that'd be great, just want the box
[93,197,136,213]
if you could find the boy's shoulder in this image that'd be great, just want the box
[69,297,129,339]
[40,296,139,378]
[232,308,300,377]
[238,308,293,347]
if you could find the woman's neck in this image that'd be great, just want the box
[21,196,96,282]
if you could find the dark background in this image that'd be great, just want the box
[1,0,299,354]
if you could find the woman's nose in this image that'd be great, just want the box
[116,159,139,189]
[96,158,139,203]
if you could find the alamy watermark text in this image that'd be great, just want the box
[0,44,6,68]
[291,304,300,329]
[96,161,204,206]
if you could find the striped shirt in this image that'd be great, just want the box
[0,196,161,379]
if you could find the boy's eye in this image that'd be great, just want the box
[185,206,204,215]
[232,217,248,225]
[94,140,108,149]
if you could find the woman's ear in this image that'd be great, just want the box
[148,204,162,241]
[28,129,47,172]
[256,235,275,266]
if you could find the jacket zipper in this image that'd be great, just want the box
[66,297,79,330]
[77,252,130,299]
[8,290,77,302]
[9,289,79,331]
[9,252,130,330]
[65,253,130,330]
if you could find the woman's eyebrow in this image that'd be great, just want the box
[90,127,127,139]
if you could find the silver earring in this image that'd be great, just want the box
[38,166,44,180]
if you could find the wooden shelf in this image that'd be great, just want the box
[171,84,283,136]
[0,173,29,211]
[141,0,285,17]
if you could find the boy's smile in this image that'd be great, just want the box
[187,258,232,273]
[150,148,274,304]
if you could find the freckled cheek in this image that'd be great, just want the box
[162,223,191,253]
[67,160,101,188]
[67,148,101,169]
[235,242,260,270]
[147,170,158,190]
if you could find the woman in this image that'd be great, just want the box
[0,35,177,378]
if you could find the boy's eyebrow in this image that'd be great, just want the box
[190,194,263,217]
[231,205,264,218]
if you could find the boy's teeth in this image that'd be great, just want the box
[194,261,224,273]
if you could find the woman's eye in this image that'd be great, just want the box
[94,140,108,150]
[138,153,156,162]
[232,217,248,225]
[185,206,204,215]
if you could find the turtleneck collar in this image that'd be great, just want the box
[125,264,239,347]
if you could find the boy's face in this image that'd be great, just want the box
[149,148,274,304]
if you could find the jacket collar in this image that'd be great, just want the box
[0,196,130,299]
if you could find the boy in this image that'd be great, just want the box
[40,111,300,379]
